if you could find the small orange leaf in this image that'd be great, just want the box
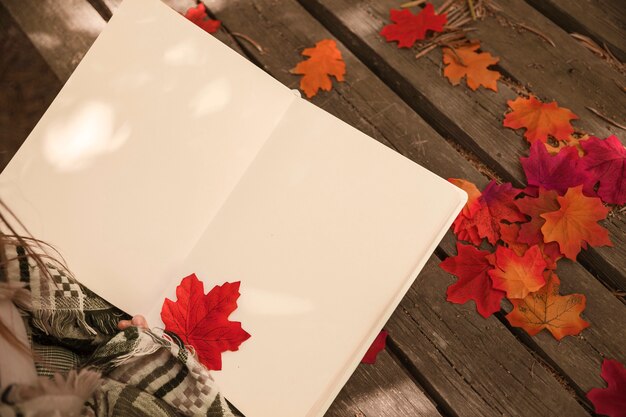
[506,271,589,340]
[442,43,500,91]
[540,185,612,260]
[448,178,481,217]
[292,39,346,98]
[488,245,547,299]
[503,96,578,143]
[544,134,588,157]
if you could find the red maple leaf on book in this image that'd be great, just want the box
[161,273,250,370]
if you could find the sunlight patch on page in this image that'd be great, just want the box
[43,101,131,171]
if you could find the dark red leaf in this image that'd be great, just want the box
[521,141,591,197]
[472,181,526,245]
[184,3,221,34]
[361,330,388,364]
[587,359,626,417]
[440,243,504,318]
[580,135,626,205]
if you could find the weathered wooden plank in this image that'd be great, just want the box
[471,0,625,138]
[525,0,626,62]
[326,351,443,417]
[387,257,588,417]
[203,0,626,400]
[300,0,626,293]
[0,3,62,172]
[0,0,105,81]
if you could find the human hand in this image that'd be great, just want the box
[117,315,148,330]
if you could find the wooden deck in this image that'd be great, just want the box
[0,0,624,416]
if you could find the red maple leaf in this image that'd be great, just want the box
[440,243,504,318]
[587,359,626,417]
[361,330,388,364]
[184,3,221,34]
[488,245,547,299]
[521,142,592,197]
[161,274,251,370]
[380,4,447,48]
[580,135,626,205]
[472,181,526,245]
[448,179,525,245]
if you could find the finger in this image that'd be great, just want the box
[117,320,132,330]
[131,315,148,329]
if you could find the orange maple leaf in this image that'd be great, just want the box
[506,271,589,340]
[449,178,481,216]
[488,245,547,299]
[489,246,546,299]
[544,134,589,157]
[291,39,345,98]
[503,96,578,143]
[540,185,612,260]
[448,178,482,244]
[442,43,500,91]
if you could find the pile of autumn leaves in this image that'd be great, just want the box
[378,2,625,342]
[180,0,624,363]
[442,132,619,340]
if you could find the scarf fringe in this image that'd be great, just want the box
[109,329,166,367]
[31,309,97,337]
[31,308,125,338]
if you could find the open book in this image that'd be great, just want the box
[0,0,466,415]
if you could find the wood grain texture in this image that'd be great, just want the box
[0,3,62,172]
[326,351,442,417]
[0,0,105,81]
[472,0,625,139]
[525,0,626,62]
[387,257,589,417]
[300,0,626,293]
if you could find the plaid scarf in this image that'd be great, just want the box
[0,242,244,417]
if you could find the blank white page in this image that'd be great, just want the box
[0,0,295,315]
[176,98,467,417]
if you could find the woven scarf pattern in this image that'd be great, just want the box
[0,242,244,417]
